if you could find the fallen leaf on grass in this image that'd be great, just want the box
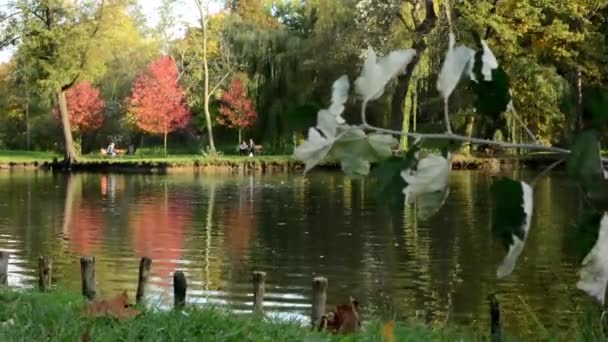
[318,296,361,334]
[84,291,140,320]
[382,321,395,342]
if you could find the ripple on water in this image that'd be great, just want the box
[0,170,592,338]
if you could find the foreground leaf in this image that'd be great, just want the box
[329,75,350,123]
[401,153,451,203]
[382,321,395,342]
[583,86,608,129]
[84,291,140,320]
[491,178,533,278]
[567,130,603,184]
[370,154,417,208]
[355,47,416,101]
[294,127,334,172]
[413,187,450,221]
[436,33,476,99]
[577,212,608,304]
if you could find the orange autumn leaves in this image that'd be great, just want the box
[318,297,395,340]
[84,291,139,320]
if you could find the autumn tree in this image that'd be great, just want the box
[127,56,191,156]
[218,78,257,144]
[55,81,105,134]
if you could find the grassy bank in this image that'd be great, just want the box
[0,150,60,164]
[0,289,476,341]
[0,149,570,173]
[1,289,606,341]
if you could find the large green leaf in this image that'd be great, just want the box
[369,147,418,209]
[583,86,608,129]
[469,51,511,120]
[566,130,603,183]
[491,177,527,249]
[492,177,534,278]
[413,187,450,221]
[567,211,605,262]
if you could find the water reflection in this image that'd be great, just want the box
[0,170,590,336]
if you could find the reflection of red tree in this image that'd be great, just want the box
[131,191,191,287]
[100,175,125,198]
[68,203,105,256]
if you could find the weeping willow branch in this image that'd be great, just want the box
[508,102,537,144]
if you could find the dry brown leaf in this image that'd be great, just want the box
[318,296,361,334]
[382,321,395,342]
[84,291,140,320]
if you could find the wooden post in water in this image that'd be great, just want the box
[38,256,52,291]
[311,276,327,327]
[173,271,187,309]
[252,271,266,315]
[0,251,9,286]
[80,257,96,300]
[136,257,152,305]
[489,294,501,342]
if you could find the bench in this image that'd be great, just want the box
[100,148,127,156]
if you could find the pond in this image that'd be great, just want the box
[0,169,589,334]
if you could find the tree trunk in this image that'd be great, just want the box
[198,0,216,153]
[390,0,437,132]
[238,128,242,146]
[463,115,475,155]
[399,90,412,151]
[25,102,30,150]
[164,130,168,157]
[576,69,583,131]
[57,90,77,164]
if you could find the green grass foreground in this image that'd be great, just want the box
[0,289,481,342]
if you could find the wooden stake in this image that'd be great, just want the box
[38,256,52,291]
[136,257,152,305]
[252,271,266,315]
[489,294,501,342]
[0,251,9,286]
[80,257,96,300]
[311,276,328,327]
[174,271,187,309]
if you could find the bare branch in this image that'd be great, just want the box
[360,100,608,162]
[508,103,537,144]
[207,71,231,100]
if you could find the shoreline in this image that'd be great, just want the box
[0,153,567,174]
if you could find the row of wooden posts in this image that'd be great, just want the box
[0,252,330,326]
[0,251,502,340]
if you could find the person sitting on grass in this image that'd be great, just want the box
[248,139,255,157]
[107,142,117,158]
[239,141,248,155]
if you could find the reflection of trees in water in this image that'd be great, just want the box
[220,176,257,268]
[100,174,125,200]
[130,181,191,287]
[62,174,106,256]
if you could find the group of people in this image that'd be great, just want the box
[239,139,256,157]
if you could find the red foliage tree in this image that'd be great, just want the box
[54,81,105,133]
[127,56,190,155]
[218,79,257,144]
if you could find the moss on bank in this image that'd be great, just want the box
[0,289,477,341]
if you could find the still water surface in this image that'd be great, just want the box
[0,169,588,334]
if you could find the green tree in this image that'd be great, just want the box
[1,0,122,164]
